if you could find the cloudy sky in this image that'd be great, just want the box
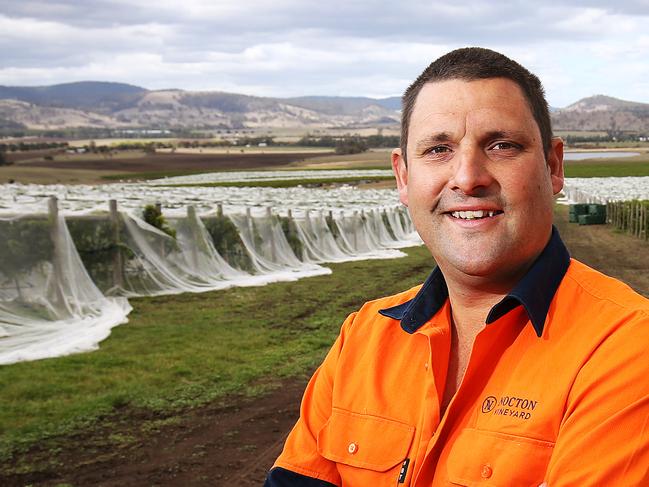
[1,0,648,107]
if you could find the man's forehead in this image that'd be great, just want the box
[408,78,536,133]
[412,78,527,112]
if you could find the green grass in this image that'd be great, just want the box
[564,160,649,177]
[0,246,432,462]
[109,162,649,183]
[563,152,649,178]
[101,169,226,181]
[101,166,393,182]
[162,175,396,188]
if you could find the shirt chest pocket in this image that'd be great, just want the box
[447,428,555,487]
[317,407,415,486]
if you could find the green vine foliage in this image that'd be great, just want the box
[325,213,346,249]
[381,212,397,240]
[142,205,177,239]
[279,216,304,259]
[0,219,53,298]
[2,211,326,299]
[66,218,120,292]
[202,215,254,272]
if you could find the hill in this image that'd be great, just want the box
[1,82,648,133]
[552,95,649,132]
[0,82,400,131]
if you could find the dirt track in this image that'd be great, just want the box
[1,207,648,486]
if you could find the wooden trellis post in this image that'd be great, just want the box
[246,207,255,250]
[353,210,358,250]
[267,207,276,261]
[187,205,199,268]
[109,199,124,289]
[48,196,66,306]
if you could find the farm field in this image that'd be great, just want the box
[2,145,649,185]
[0,244,434,485]
[1,142,649,486]
[0,206,648,486]
[2,150,332,184]
[563,151,649,177]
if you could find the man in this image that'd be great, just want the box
[265,48,649,486]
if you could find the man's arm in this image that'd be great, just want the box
[264,313,358,486]
[546,314,649,485]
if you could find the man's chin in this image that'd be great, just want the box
[441,254,516,281]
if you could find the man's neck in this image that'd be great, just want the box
[439,253,537,328]
[447,283,507,332]
[437,270,519,416]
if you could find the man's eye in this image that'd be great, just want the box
[429,145,451,154]
[491,142,519,151]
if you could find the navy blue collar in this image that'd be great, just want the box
[379,226,571,337]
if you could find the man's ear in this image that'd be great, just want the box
[547,137,564,195]
[391,148,409,207]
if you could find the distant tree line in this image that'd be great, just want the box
[297,134,399,148]
[297,134,400,154]
[0,133,407,157]
[564,131,648,144]
[0,141,69,152]
[0,127,212,139]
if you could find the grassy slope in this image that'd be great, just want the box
[0,246,433,460]
[160,175,396,188]
[109,153,649,182]
[564,153,649,177]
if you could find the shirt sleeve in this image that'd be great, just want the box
[545,313,649,486]
[265,313,358,486]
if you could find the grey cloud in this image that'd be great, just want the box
[2,0,643,45]
[1,0,647,104]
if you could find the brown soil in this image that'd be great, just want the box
[1,207,647,487]
[1,379,308,487]
[1,151,330,184]
[554,205,649,296]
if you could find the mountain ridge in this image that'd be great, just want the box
[1,81,647,132]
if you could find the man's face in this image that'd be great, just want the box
[392,78,564,288]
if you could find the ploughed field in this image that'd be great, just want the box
[2,150,338,184]
[0,206,647,486]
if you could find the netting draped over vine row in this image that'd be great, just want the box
[0,202,421,364]
[0,204,131,365]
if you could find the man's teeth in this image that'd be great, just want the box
[451,210,497,220]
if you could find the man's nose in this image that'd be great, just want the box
[448,146,495,196]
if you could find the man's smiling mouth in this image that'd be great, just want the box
[449,210,504,220]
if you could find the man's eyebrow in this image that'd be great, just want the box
[482,130,531,142]
[414,132,453,153]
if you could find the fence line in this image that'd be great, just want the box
[606,200,649,240]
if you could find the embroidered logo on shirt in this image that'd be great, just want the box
[481,396,497,413]
[481,395,539,420]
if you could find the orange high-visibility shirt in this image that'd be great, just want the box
[267,229,649,486]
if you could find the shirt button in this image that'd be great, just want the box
[424,362,429,370]
[481,464,493,479]
[348,442,358,454]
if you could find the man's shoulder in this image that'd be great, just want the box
[563,258,649,314]
[356,283,423,318]
[338,282,426,338]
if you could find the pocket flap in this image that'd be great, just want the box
[447,428,554,486]
[317,408,415,472]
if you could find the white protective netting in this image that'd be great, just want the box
[560,177,649,204]
[0,176,425,364]
[0,212,131,365]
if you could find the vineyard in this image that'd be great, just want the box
[606,200,649,240]
[0,184,419,364]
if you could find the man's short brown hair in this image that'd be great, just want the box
[400,47,552,163]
